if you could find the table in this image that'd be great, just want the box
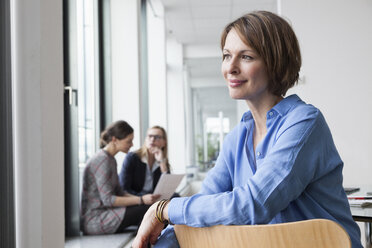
[349,187,372,248]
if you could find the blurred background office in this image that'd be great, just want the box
[2,0,372,247]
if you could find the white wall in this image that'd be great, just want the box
[110,0,142,167]
[110,0,142,147]
[147,0,168,129]
[282,0,372,186]
[12,0,64,247]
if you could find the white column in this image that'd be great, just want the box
[110,0,142,166]
[166,36,186,173]
[110,0,141,147]
[183,66,194,165]
[147,0,167,129]
[12,0,64,247]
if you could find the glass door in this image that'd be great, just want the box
[64,0,100,237]
[64,0,80,236]
[76,0,100,189]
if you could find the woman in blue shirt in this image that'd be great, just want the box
[132,11,362,248]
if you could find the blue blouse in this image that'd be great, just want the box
[156,95,362,248]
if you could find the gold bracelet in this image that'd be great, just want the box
[155,200,162,223]
[156,200,167,223]
[155,199,170,224]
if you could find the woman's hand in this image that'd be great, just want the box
[142,194,160,205]
[149,146,164,162]
[132,203,166,248]
[149,147,168,173]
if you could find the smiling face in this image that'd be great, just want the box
[221,28,271,103]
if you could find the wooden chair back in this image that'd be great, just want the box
[174,219,351,248]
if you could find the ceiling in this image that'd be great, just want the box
[159,0,277,45]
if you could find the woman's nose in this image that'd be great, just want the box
[227,57,240,74]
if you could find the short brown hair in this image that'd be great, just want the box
[221,11,301,96]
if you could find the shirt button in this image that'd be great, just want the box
[256,151,261,156]
[269,112,273,116]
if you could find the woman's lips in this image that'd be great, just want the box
[229,79,247,87]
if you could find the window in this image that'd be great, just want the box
[64,0,102,236]
[77,0,98,168]
[197,116,230,171]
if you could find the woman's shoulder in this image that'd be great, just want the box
[275,96,327,138]
[123,151,144,167]
[85,150,110,169]
[282,95,321,123]
[88,149,107,160]
[126,151,141,160]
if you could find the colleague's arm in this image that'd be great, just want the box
[113,192,159,207]
[159,159,169,174]
[93,159,121,206]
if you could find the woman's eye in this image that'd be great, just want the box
[242,55,253,60]
[222,54,230,60]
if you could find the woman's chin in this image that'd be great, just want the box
[229,92,245,100]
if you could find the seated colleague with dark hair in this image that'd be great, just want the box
[119,126,173,196]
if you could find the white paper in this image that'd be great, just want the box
[153,174,185,199]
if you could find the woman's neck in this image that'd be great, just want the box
[247,94,282,128]
[246,94,283,150]
[103,143,117,157]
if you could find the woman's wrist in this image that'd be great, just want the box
[155,199,171,224]
[157,158,167,163]
[159,158,169,173]
[139,195,144,205]
[163,202,169,221]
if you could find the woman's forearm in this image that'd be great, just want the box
[113,194,141,207]
[159,159,169,173]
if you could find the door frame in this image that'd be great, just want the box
[0,0,16,246]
